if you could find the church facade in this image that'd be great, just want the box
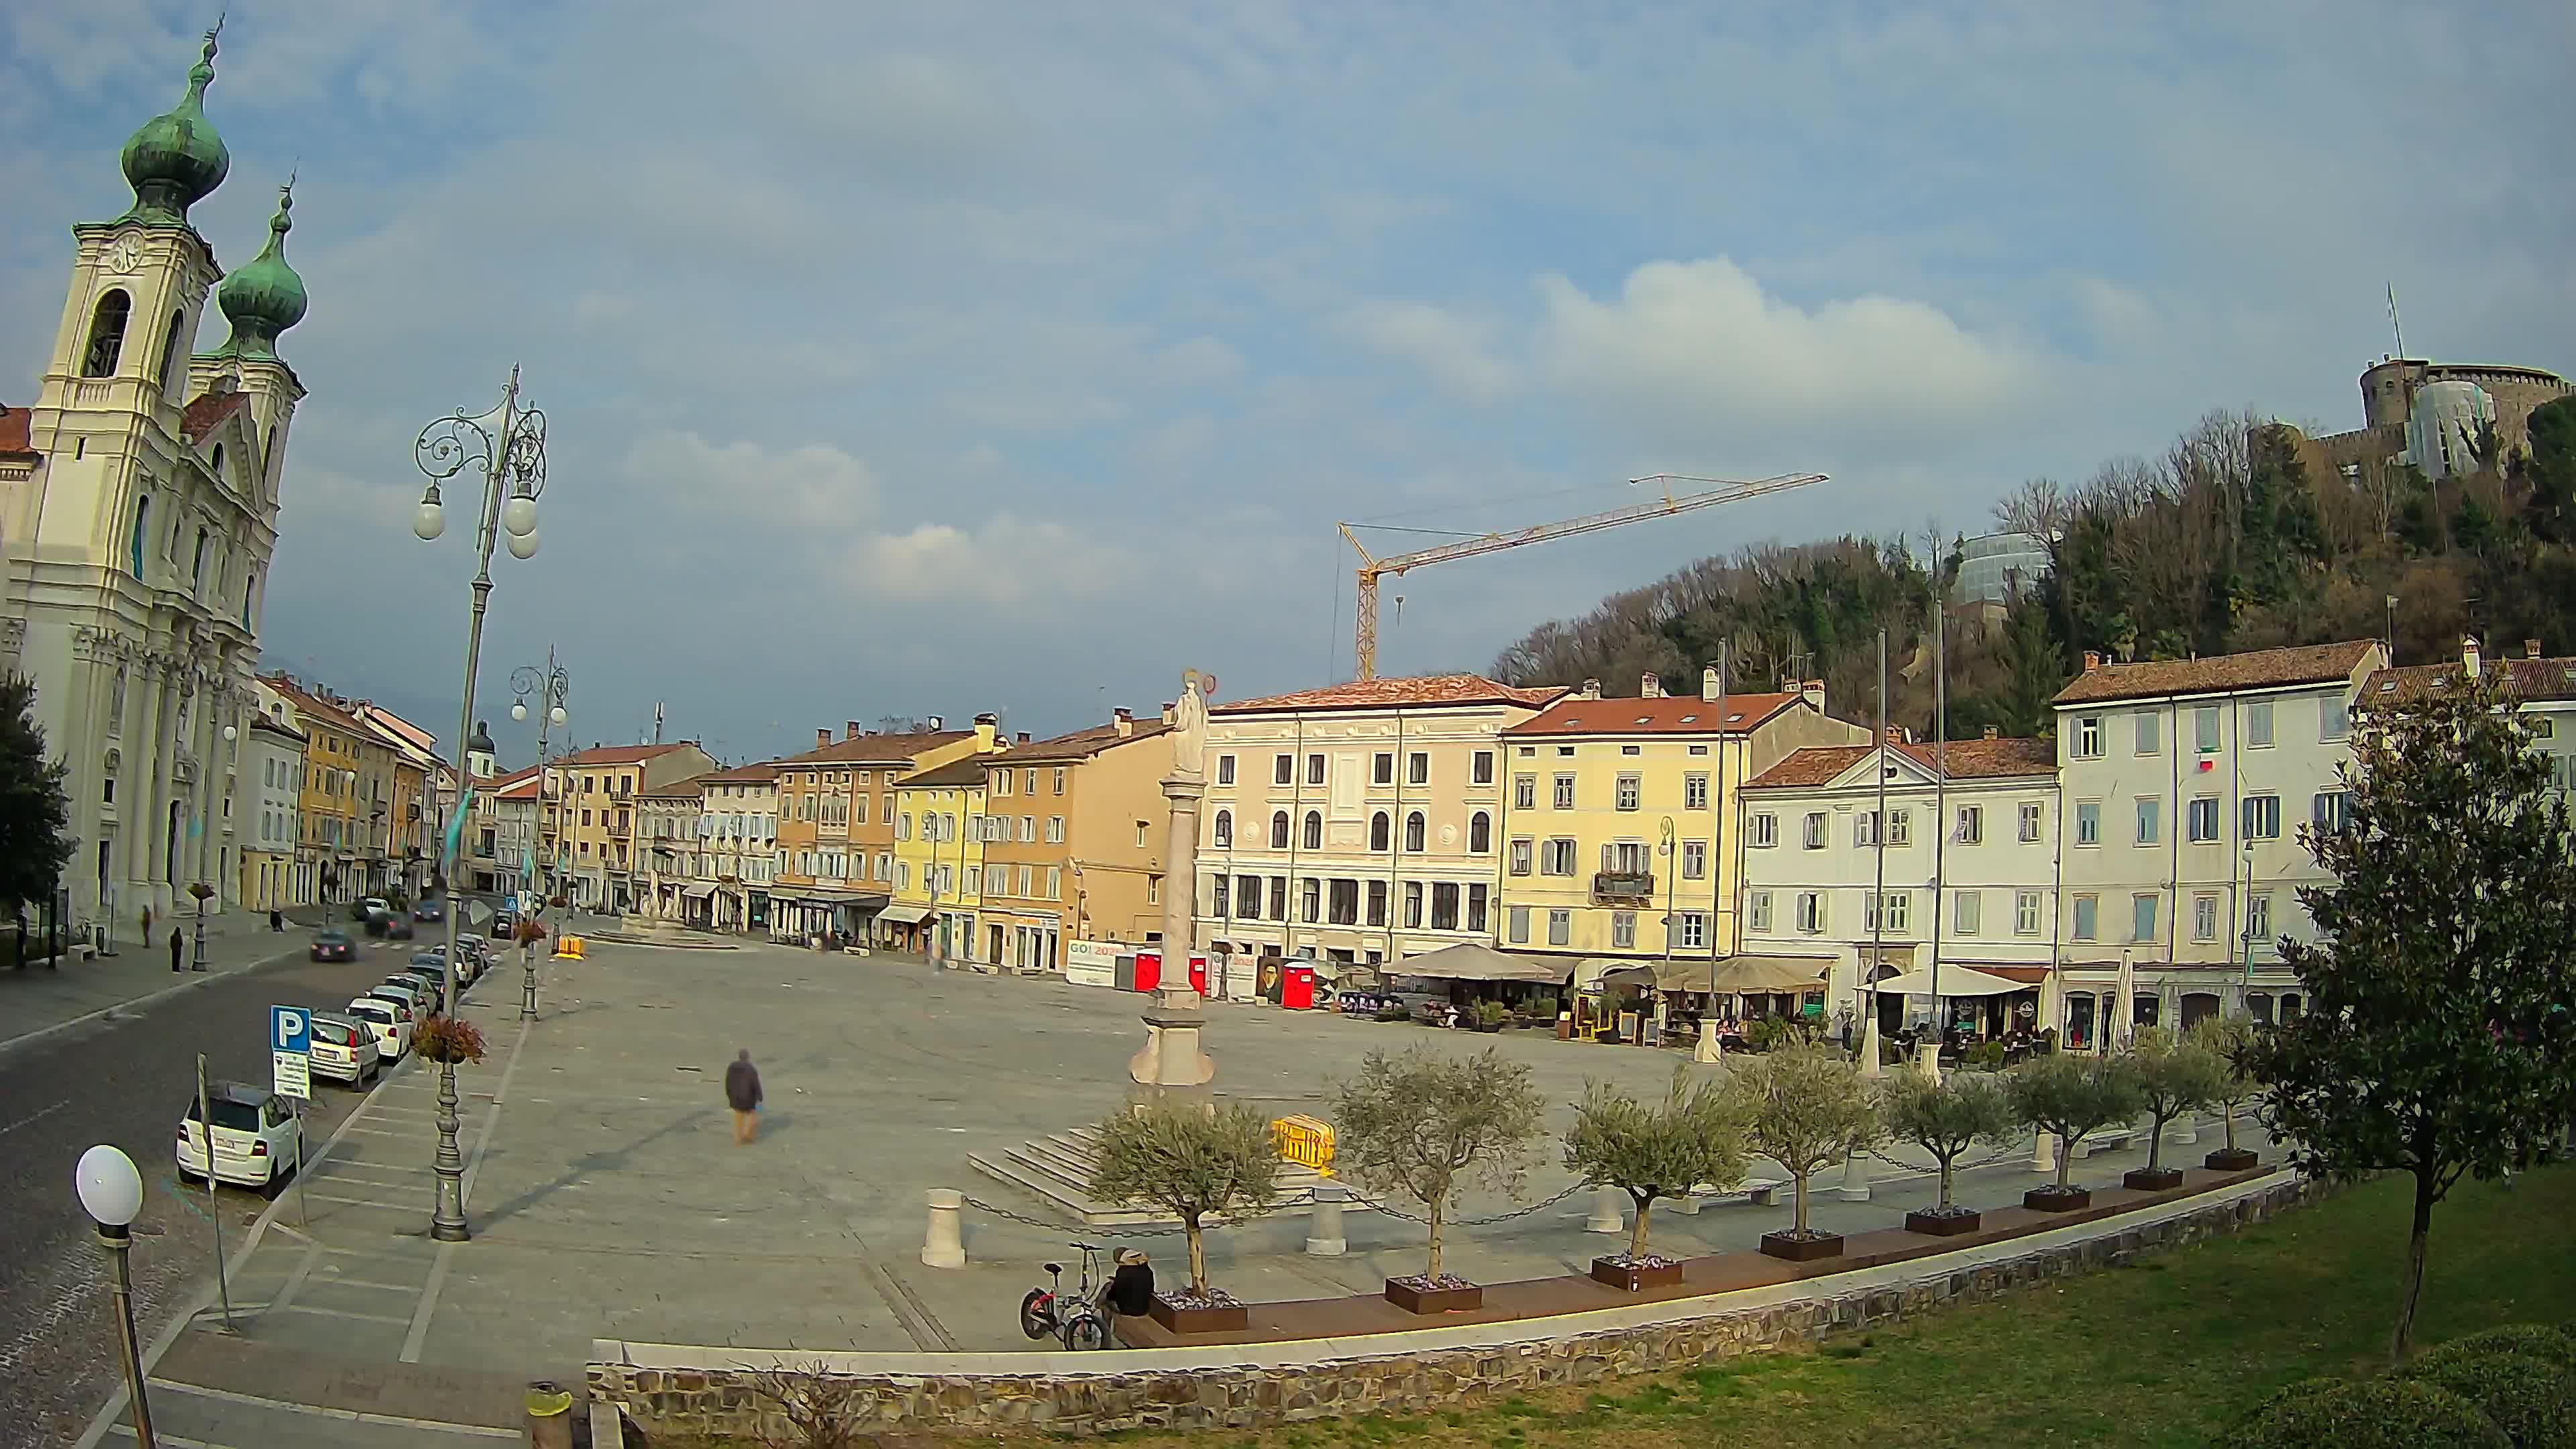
[0,25,311,936]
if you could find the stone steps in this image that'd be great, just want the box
[967,1126,1364,1228]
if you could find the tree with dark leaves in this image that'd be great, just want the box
[0,674,73,937]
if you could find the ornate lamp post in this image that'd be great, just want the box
[511,653,570,906]
[411,366,549,1244]
[76,1144,154,1448]
[187,881,213,971]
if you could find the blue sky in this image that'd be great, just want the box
[7,1,2571,765]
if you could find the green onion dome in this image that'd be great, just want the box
[119,28,229,226]
[211,184,307,360]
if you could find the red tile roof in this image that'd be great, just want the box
[259,675,363,734]
[2053,641,2379,706]
[180,390,251,444]
[2365,655,2576,704]
[1502,692,1803,737]
[1746,736,2057,790]
[554,743,692,767]
[0,404,37,462]
[1212,674,1566,715]
[773,730,971,766]
[699,763,781,784]
[247,713,305,743]
[991,718,1171,763]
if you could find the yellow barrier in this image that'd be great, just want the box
[551,934,585,960]
[1271,1114,1335,1175]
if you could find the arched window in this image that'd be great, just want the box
[156,311,185,395]
[1469,811,1492,853]
[211,443,225,480]
[191,527,209,586]
[128,494,150,580]
[1269,811,1289,849]
[1368,812,1390,852]
[1302,810,1322,850]
[1212,809,1232,848]
[83,290,131,377]
[1404,811,1426,853]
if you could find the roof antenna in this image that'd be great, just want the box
[2386,282,2405,360]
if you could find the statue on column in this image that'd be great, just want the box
[1171,668,1208,780]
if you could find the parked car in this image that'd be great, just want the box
[310,928,355,963]
[381,973,443,1014]
[393,966,452,1008]
[490,910,518,939]
[345,996,411,1061]
[368,979,431,1021]
[306,1012,382,1085]
[176,1083,302,1193]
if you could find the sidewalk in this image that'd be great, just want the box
[0,906,328,1054]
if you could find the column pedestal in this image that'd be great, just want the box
[1128,769,1214,1104]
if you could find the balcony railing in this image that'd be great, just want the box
[606,822,631,839]
[1591,870,1655,901]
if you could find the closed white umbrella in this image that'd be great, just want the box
[2113,950,2136,1052]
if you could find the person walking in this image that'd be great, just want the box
[140,905,153,948]
[724,1049,763,1144]
[168,925,184,973]
[269,907,284,932]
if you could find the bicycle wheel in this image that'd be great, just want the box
[1019,1289,1055,1341]
[1063,1309,1110,1351]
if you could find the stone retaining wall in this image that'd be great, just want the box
[592,1174,2327,1440]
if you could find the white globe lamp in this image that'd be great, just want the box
[413,498,446,542]
[501,494,538,538]
[505,529,539,561]
[75,1144,144,1228]
[511,702,527,722]
[549,705,566,726]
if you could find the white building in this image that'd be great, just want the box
[479,767,541,898]
[1,30,309,936]
[1737,730,2061,1038]
[238,712,303,910]
[695,763,779,932]
[2051,639,2385,1043]
[2366,635,2576,794]
[1194,674,1564,971]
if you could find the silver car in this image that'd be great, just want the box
[306,1012,382,1085]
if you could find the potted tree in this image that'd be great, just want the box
[1563,1065,1748,1290]
[2122,1024,2227,1190]
[2005,1051,2142,1211]
[1723,1042,1881,1261]
[1882,1069,2019,1236]
[2190,1016,2264,1171]
[1087,1100,1283,1333]
[1332,1046,1545,1313]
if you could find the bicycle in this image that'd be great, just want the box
[1019,1241,1112,1350]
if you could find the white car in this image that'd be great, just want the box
[307,1012,382,1085]
[345,996,411,1061]
[177,1083,303,1192]
[372,977,435,1016]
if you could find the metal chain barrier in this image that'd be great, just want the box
[959,1194,1187,1239]
[1341,1180,1589,1228]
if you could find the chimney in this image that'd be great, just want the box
[1161,701,1177,726]
[1641,672,1662,698]
[1112,706,1134,737]
[2526,639,2543,660]
[926,714,944,731]
[1015,731,1031,745]
[1700,665,1720,702]
[845,720,861,741]
[1886,725,1905,745]
[2462,635,2481,680]
[1983,725,1999,740]
[815,728,831,749]
[2083,650,2102,672]
[1801,678,1825,713]
[1578,678,1601,700]
[973,711,999,750]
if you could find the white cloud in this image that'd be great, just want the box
[1534,257,2051,447]
[847,516,1132,608]
[621,431,881,530]
[1336,300,1518,402]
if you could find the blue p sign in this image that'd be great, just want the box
[272,1005,309,1055]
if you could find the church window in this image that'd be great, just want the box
[83,290,130,377]
[129,495,150,579]
[156,311,184,396]
[110,669,127,733]
[211,443,224,480]
[192,528,209,587]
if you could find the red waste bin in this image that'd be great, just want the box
[1281,964,1316,1010]
[1187,954,1208,995]
[1134,950,1161,993]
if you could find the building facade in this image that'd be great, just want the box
[547,743,718,912]
[1495,669,1864,981]
[890,751,996,959]
[2366,636,2576,795]
[1192,674,1564,971]
[1737,731,2061,1034]
[1,31,311,935]
[238,712,302,910]
[977,707,1173,972]
[768,721,985,945]
[256,677,372,906]
[694,763,777,932]
[2051,639,2385,1042]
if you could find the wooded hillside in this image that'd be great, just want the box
[1489,396,2576,740]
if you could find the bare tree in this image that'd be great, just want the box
[743,1360,869,1449]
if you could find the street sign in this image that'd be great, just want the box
[270,1004,312,1100]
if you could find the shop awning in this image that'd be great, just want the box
[1870,965,2025,998]
[1595,958,1727,992]
[1392,943,1576,985]
[1704,955,1834,994]
[877,904,934,926]
[680,883,718,900]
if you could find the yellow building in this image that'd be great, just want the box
[977,706,1173,971]
[546,742,718,912]
[1494,669,1866,980]
[889,713,1007,959]
[768,719,993,945]
[257,676,366,906]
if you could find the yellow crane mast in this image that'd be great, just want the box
[1338,472,1827,682]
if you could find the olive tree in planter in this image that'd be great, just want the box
[1087,1099,1283,1333]
[2189,1016,2264,1171]
[1723,1042,1882,1262]
[1562,1064,1748,1290]
[1881,1069,2019,1236]
[2122,1025,2229,1190]
[2005,1050,2143,1211]
[1332,1046,1546,1313]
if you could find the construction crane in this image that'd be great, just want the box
[1338,472,1827,681]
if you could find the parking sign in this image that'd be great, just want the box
[270,1004,311,1100]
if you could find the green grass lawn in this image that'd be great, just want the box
[957,1164,2576,1449]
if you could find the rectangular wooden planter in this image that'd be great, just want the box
[1146,1297,1248,1334]
[1589,1256,1684,1292]
[2204,1148,2261,1172]
[2123,1167,2186,1191]
[1383,1279,1483,1315]
[1758,1231,1844,1263]
[2024,1185,2093,1212]
[1904,1208,1983,1236]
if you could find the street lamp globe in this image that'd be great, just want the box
[221,724,237,743]
[412,496,446,542]
[511,701,527,722]
[75,1144,144,1227]
[501,494,538,539]
[505,529,539,561]
[549,704,566,726]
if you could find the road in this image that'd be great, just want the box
[0,911,490,1446]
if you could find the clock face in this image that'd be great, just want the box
[107,234,144,274]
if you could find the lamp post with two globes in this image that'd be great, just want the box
[76,1144,154,1448]
[511,653,570,906]
[410,366,549,1244]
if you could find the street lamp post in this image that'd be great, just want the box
[511,652,570,910]
[76,1144,154,1448]
[411,366,549,1244]
[188,881,213,971]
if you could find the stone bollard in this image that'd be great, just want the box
[2031,1129,2057,1177]
[2171,1113,2198,1146]
[1836,1150,1871,1202]
[1305,1183,1348,1256]
[922,1188,966,1269]
[1584,1185,1625,1234]
[525,1381,574,1449]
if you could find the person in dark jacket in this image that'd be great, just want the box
[170,926,186,973]
[1097,1248,1155,1345]
[724,1049,763,1144]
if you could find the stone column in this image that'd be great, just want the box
[2031,1128,2057,1176]
[146,659,183,920]
[1128,769,1214,1099]
[1304,1183,1348,1256]
[1584,1185,1625,1234]
[920,1189,965,1269]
